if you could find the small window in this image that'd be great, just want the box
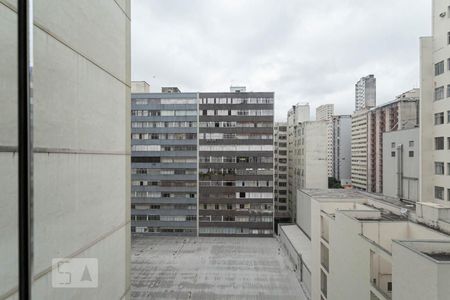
[409,151,414,157]
[435,162,445,175]
[391,142,396,148]
[448,32,450,45]
[387,282,392,292]
[435,61,445,76]
[435,137,445,150]
[447,85,450,98]
[435,86,445,101]
[448,163,450,175]
[435,186,445,200]
[409,141,414,147]
[435,112,445,125]
[447,111,450,123]
[391,151,396,157]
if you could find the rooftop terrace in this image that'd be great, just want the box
[131,236,305,300]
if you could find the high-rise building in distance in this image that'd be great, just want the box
[367,89,419,194]
[355,75,376,112]
[331,115,352,185]
[316,104,335,177]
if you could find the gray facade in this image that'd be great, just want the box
[332,115,352,184]
[130,92,198,236]
[198,92,275,236]
[355,75,376,112]
[274,122,290,227]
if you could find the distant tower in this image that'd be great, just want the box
[355,75,376,112]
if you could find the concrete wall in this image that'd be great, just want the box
[383,128,420,201]
[328,212,371,300]
[304,121,328,190]
[0,0,130,298]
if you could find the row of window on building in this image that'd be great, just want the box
[131,191,196,199]
[131,145,197,152]
[132,227,196,234]
[132,215,197,221]
[199,133,272,140]
[132,110,197,117]
[134,98,197,105]
[131,133,196,140]
[201,109,273,116]
[199,145,273,151]
[198,227,273,235]
[199,121,272,128]
[132,180,197,187]
[132,204,196,210]
[199,180,273,187]
[199,215,272,222]
[200,97,273,105]
[199,156,273,163]
[131,168,196,175]
[199,167,273,176]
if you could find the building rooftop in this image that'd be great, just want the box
[300,188,369,200]
[131,236,306,299]
[279,224,312,268]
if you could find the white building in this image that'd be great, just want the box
[420,0,450,204]
[278,189,450,300]
[383,128,420,202]
[351,109,369,190]
[316,104,334,121]
[331,115,352,185]
[287,103,311,220]
[0,1,130,298]
[288,121,328,221]
[316,104,335,178]
[355,74,376,112]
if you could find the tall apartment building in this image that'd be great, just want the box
[316,104,335,177]
[198,89,274,236]
[316,104,334,121]
[351,109,369,190]
[274,122,289,227]
[420,0,450,204]
[289,121,328,221]
[0,1,130,298]
[367,89,419,194]
[130,89,199,236]
[331,115,352,185]
[279,189,450,300]
[355,74,376,112]
[287,103,310,221]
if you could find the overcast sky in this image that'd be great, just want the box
[131,0,431,121]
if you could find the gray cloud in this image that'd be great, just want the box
[131,0,430,121]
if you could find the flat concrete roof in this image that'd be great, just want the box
[279,225,312,268]
[131,236,306,300]
[299,188,368,200]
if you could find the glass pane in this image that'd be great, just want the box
[0,1,18,298]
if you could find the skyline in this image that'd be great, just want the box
[131,0,431,121]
